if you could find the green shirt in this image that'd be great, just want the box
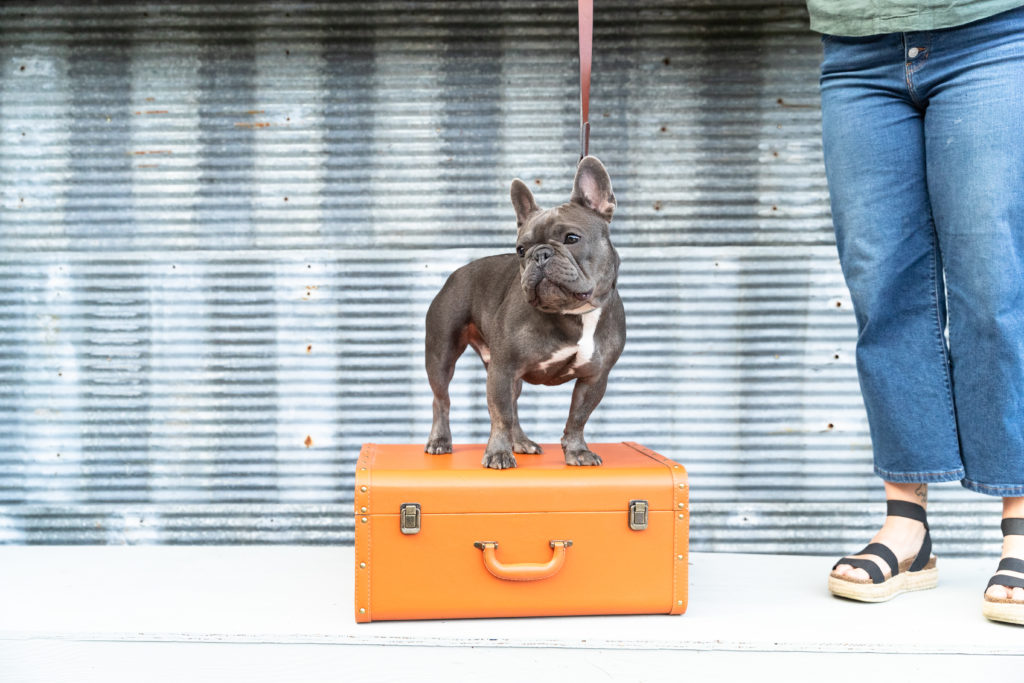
[807,0,1024,36]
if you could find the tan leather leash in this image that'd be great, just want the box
[578,0,593,160]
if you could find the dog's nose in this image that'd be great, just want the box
[532,246,554,265]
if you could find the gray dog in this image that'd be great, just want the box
[424,156,625,469]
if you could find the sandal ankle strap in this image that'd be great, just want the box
[887,499,928,526]
[886,499,932,572]
[1002,518,1024,537]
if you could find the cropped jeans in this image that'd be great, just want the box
[819,6,1024,497]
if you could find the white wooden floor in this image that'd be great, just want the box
[0,547,1020,682]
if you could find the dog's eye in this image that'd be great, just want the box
[517,245,526,257]
[564,233,581,245]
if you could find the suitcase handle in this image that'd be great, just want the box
[472,540,573,582]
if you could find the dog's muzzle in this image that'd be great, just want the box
[521,245,594,310]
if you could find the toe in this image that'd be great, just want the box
[849,567,870,582]
[833,563,871,582]
[986,584,1008,601]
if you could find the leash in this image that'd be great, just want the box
[578,0,592,160]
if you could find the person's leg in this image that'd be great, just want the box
[913,9,1024,613]
[832,482,927,581]
[988,497,1024,604]
[819,33,965,587]
[918,9,1024,500]
[820,33,964,486]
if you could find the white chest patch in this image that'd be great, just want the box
[537,308,603,372]
[574,308,601,365]
[538,345,577,370]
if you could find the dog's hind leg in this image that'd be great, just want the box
[424,291,467,454]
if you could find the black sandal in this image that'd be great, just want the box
[982,518,1024,625]
[828,500,938,602]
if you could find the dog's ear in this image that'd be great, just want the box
[570,156,616,221]
[510,179,540,228]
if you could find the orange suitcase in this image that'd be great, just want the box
[354,442,688,622]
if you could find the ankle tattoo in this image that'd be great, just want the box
[914,484,927,506]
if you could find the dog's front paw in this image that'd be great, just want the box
[425,437,452,454]
[565,449,602,466]
[482,449,518,469]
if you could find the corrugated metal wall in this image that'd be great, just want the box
[0,1,1002,554]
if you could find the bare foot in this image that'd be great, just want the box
[833,482,929,581]
[985,533,1024,602]
[985,497,1024,604]
[832,514,927,580]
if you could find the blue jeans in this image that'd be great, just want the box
[819,6,1024,497]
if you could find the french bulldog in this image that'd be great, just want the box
[424,156,625,469]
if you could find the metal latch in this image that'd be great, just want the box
[628,500,649,531]
[399,503,421,535]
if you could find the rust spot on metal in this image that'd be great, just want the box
[777,97,814,109]
[306,345,312,353]
[235,122,270,128]
[653,201,663,211]
[144,110,168,115]
[133,150,172,156]
[304,435,314,448]
[246,110,266,115]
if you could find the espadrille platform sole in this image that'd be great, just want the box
[829,561,937,603]
[983,597,1024,625]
